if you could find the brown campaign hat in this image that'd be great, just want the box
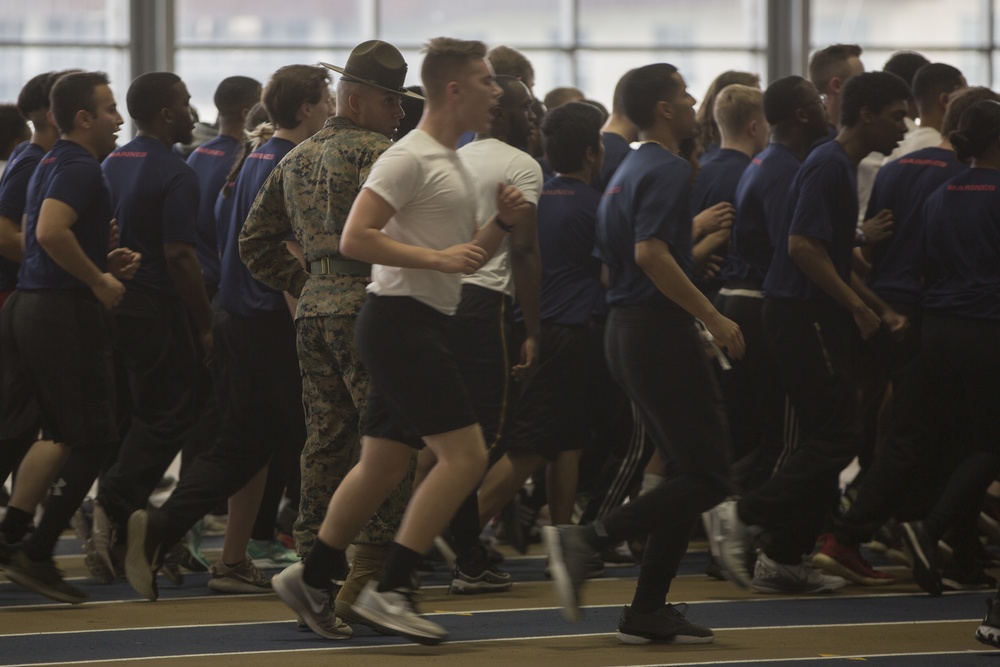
[321,40,424,100]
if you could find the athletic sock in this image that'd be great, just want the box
[0,506,33,543]
[302,538,346,589]
[378,542,423,592]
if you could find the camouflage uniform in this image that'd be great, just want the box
[240,116,412,558]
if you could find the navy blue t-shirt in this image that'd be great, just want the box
[595,131,631,192]
[19,140,111,291]
[921,168,1000,320]
[866,147,967,305]
[0,142,46,290]
[537,175,602,325]
[764,140,857,301]
[691,149,752,216]
[723,143,801,284]
[186,134,241,290]
[102,135,200,295]
[596,143,693,310]
[217,136,295,317]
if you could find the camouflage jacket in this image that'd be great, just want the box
[239,116,390,318]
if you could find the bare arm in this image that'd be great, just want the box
[635,236,744,359]
[0,214,23,263]
[340,189,488,274]
[788,234,880,338]
[165,241,213,359]
[508,201,541,378]
[36,199,124,309]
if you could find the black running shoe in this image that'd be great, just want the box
[901,521,942,596]
[976,597,1000,648]
[616,604,714,644]
[1,549,87,604]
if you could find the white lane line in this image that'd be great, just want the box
[620,648,998,666]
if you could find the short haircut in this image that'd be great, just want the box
[421,37,488,102]
[541,100,603,174]
[50,71,110,135]
[883,50,930,86]
[17,71,60,119]
[622,63,680,130]
[0,105,29,153]
[496,74,525,100]
[840,71,910,128]
[487,45,534,84]
[696,71,760,153]
[763,75,809,125]
[262,64,329,130]
[808,43,863,92]
[950,99,1000,162]
[714,84,764,138]
[126,71,182,128]
[582,98,609,124]
[912,63,964,113]
[543,86,585,110]
[941,86,1000,137]
[214,76,262,119]
[611,69,634,115]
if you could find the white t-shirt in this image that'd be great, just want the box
[883,120,942,164]
[457,138,543,297]
[363,129,480,315]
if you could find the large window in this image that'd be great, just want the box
[810,0,993,86]
[0,0,130,107]
[174,0,767,125]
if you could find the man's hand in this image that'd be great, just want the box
[91,272,125,310]
[436,243,489,274]
[107,247,141,280]
[496,183,530,222]
[853,304,882,339]
[860,209,893,246]
[693,202,735,240]
[512,334,539,380]
[881,308,909,340]
[109,218,119,250]
[703,311,745,360]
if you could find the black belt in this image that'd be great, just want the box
[308,258,370,276]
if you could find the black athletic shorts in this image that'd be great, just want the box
[356,294,478,449]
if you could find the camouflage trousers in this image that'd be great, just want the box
[293,314,414,556]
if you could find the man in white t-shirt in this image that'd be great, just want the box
[423,74,542,594]
[271,37,530,646]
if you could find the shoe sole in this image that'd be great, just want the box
[705,505,751,590]
[352,592,447,646]
[271,568,352,640]
[0,563,87,604]
[90,501,118,581]
[72,507,116,584]
[617,631,714,645]
[900,523,942,597]
[125,511,158,601]
[449,579,513,594]
[811,553,895,586]
[542,526,581,622]
[749,580,846,594]
[976,624,1000,648]
[334,599,393,635]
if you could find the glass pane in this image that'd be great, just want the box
[863,49,989,87]
[177,0,363,46]
[0,46,129,108]
[574,50,765,116]
[177,48,355,125]
[579,0,765,48]
[378,0,565,48]
[0,0,129,44]
[811,0,987,48]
